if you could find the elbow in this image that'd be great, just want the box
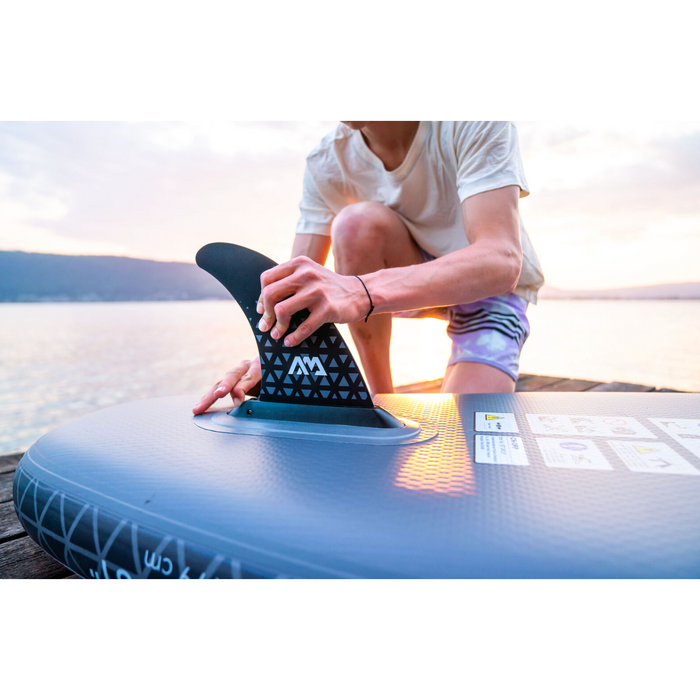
[499,245,522,296]
[507,255,522,294]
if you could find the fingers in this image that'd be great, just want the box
[257,261,296,332]
[192,359,261,414]
[269,291,318,342]
[229,360,262,407]
[257,283,283,334]
[192,377,237,415]
[257,257,313,334]
[259,257,309,289]
[282,308,326,348]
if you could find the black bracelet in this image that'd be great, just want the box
[354,275,374,323]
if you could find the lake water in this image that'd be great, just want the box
[1,300,698,454]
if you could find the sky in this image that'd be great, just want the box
[1,120,699,290]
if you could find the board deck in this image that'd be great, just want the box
[9,391,700,578]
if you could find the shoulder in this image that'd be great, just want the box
[306,122,354,170]
[438,122,529,200]
[434,121,517,152]
[304,123,362,198]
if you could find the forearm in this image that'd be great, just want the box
[361,239,522,314]
[361,186,523,315]
[291,233,332,265]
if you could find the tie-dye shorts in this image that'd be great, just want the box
[394,250,531,382]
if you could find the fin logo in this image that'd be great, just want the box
[288,355,328,377]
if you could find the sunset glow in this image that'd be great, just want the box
[1,121,699,290]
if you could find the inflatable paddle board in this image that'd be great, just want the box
[13,244,700,578]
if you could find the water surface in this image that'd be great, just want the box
[1,300,698,454]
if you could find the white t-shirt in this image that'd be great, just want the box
[295,121,545,303]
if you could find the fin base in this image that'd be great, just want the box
[229,398,404,429]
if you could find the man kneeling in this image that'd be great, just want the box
[193,121,544,415]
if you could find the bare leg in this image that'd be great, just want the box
[441,362,516,393]
[331,202,424,394]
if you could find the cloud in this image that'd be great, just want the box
[1,121,699,289]
[653,130,700,180]
[517,122,700,246]
[0,121,336,263]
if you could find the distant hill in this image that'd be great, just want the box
[539,282,700,300]
[0,251,230,302]
[2,251,699,303]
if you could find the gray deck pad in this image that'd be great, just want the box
[13,392,700,578]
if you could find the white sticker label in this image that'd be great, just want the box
[474,412,519,433]
[649,418,700,439]
[526,414,655,439]
[474,435,529,466]
[536,438,612,470]
[608,441,700,476]
[648,419,700,461]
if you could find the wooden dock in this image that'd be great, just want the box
[0,373,684,578]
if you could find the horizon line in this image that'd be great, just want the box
[2,248,699,292]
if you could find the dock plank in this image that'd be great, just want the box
[396,376,674,395]
[0,536,74,579]
[0,501,25,541]
[516,375,564,391]
[395,375,605,394]
[0,452,22,475]
[0,471,14,504]
[396,378,444,394]
[532,378,603,392]
[588,382,655,392]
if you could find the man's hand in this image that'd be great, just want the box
[192,357,261,415]
[256,256,369,347]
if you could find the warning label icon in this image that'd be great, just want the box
[474,412,519,433]
[634,445,659,454]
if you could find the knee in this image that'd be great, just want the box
[331,201,396,255]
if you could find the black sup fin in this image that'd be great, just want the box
[196,242,374,409]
